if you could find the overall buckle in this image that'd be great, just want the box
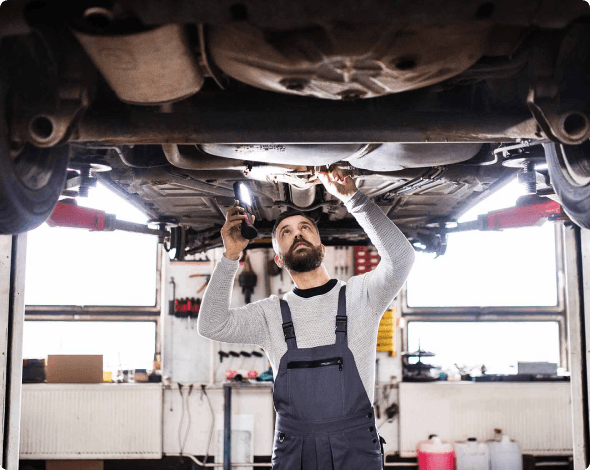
[335,316,347,334]
[282,322,295,340]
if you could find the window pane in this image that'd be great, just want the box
[406,180,558,308]
[25,184,158,306]
[407,321,560,375]
[23,321,156,373]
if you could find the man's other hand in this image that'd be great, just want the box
[221,201,255,260]
[316,166,357,203]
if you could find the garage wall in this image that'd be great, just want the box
[162,248,272,384]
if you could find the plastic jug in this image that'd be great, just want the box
[455,438,490,470]
[418,435,455,470]
[489,435,522,470]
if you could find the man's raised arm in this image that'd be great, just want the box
[345,190,415,313]
[317,168,416,315]
[197,201,270,347]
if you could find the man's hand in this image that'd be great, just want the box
[316,166,357,203]
[221,201,255,260]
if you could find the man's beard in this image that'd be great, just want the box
[282,242,324,273]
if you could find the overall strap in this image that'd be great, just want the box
[335,285,348,345]
[279,299,298,350]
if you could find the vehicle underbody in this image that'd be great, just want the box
[1,0,589,257]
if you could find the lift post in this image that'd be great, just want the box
[563,225,590,469]
[0,235,27,470]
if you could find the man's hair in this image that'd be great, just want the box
[272,210,319,252]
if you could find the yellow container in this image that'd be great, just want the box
[103,371,112,382]
[377,308,396,353]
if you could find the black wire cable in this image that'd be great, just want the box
[201,384,215,466]
[177,383,185,459]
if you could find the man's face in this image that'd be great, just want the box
[274,215,324,273]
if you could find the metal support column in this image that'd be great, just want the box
[223,383,232,470]
[0,234,27,470]
[564,225,590,469]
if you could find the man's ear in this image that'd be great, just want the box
[274,254,283,268]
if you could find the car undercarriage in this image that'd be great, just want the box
[1,0,589,258]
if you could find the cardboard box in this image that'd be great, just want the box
[134,369,149,382]
[46,460,103,470]
[46,355,103,384]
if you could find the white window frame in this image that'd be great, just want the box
[401,224,568,369]
[24,245,163,319]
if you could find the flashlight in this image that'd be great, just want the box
[233,182,258,240]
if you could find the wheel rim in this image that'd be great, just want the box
[555,140,590,188]
[11,144,63,191]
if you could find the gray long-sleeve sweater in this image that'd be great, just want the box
[197,190,416,403]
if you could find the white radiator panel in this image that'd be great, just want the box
[399,382,572,457]
[20,384,162,459]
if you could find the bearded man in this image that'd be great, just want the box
[198,168,415,470]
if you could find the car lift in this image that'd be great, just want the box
[446,196,569,233]
[46,191,569,237]
[419,196,569,258]
[47,200,170,239]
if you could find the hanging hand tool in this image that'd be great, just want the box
[47,199,169,238]
[238,255,257,303]
[251,350,264,376]
[189,273,211,294]
[238,351,251,370]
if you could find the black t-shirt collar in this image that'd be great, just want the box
[293,279,338,298]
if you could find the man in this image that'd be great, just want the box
[198,168,415,470]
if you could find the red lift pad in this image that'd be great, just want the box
[484,199,565,230]
[47,201,107,231]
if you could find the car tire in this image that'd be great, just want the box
[0,81,69,234]
[0,144,69,235]
[544,141,590,229]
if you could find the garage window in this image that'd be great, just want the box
[23,321,157,373]
[407,321,561,375]
[405,180,559,308]
[24,184,159,307]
